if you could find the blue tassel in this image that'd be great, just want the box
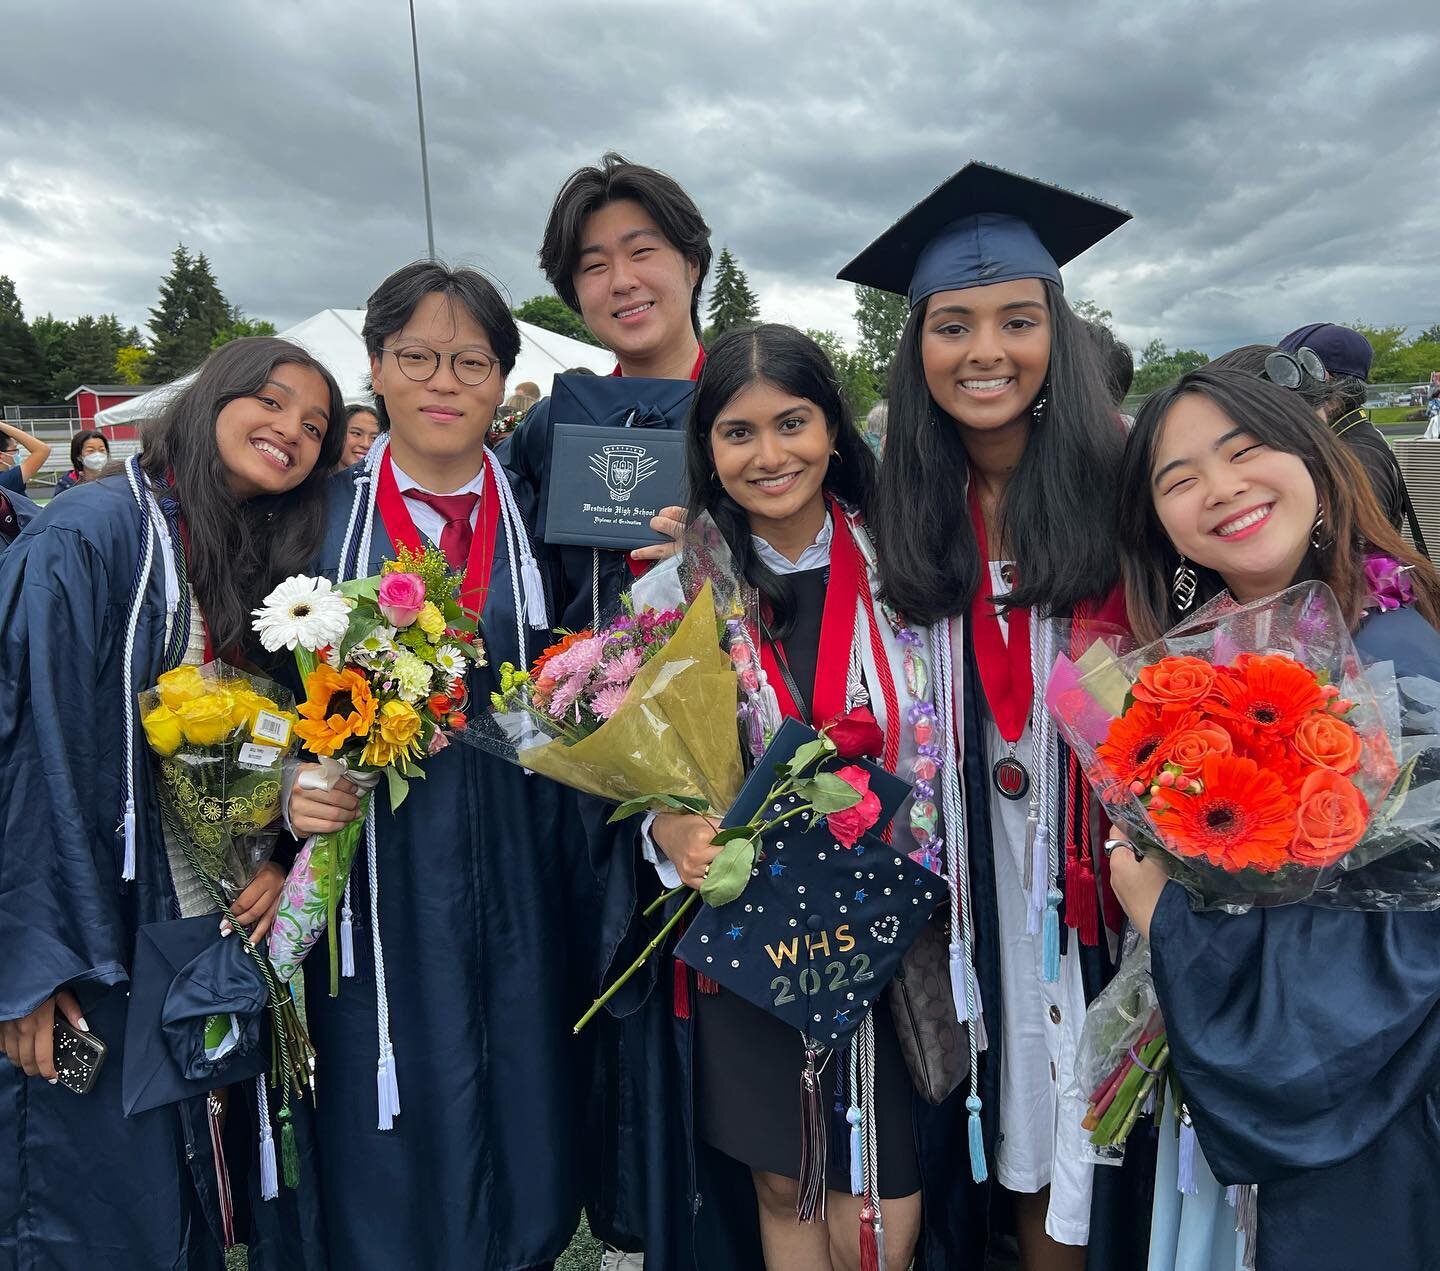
[1177,1110,1199,1195]
[966,1093,988,1182]
[848,1105,863,1196]
[1042,887,1062,983]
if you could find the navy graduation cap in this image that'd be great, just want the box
[837,160,1131,309]
[122,916,271,1116]
[675,720,944,1051]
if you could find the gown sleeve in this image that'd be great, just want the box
[1149,881,1440,1184]
[0,524,131,1019]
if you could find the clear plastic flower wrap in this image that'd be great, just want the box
[1046,582,1404,912]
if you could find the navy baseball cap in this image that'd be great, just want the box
[1278,323,1373,381]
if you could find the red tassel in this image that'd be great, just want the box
[672,959,691,1019]
[1066,854,1100,946]
[695,971,720,995]
[859,1203,880,1271]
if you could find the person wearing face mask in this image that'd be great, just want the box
[838,163,1151,1270]
[1109,366,1440,1271]
[0,337,346,1271]
[0,421,52,496]
[53,428,112,493]
[282,261,591,1271]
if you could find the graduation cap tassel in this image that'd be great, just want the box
[255,1075,279,1201]
[796,1044,828,1223]
[1236,1184,1258,1269]
[339,879,355,979]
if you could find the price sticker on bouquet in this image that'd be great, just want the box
[252,710,293,747]
[238,742,283,771]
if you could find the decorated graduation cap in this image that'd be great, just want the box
[837,160,1131,309]
[676,719,943,1230]
[122,916,271,1116]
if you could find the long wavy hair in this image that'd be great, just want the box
[1118,367,1440,642]
[872,280,1123,624]
[685,324,877,638]
[139,337,346,655]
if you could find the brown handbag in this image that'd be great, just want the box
[888,916,970,1105]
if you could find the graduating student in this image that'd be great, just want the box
[505,152,707,630]
[284,261,593,1271]
[1109,366,1440,1271]
[0,337,344,1271]
[592,324,973,1269]
[838,163,1152,1269]
[0,482,38,550]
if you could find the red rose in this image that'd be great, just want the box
[823,706,885,760]
[827,765,883,849]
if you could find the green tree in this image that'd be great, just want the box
[704,247,760,341]
[806,329,880,422]
[1350,323,1409,383]
[1420,324,1440,346]
[0,276,48,404]
[1071,298,1114,331]
[1131,339,1209,396]
[854,285,907,386]
[114,345,148,384]
[1393,340,1440,385]
[29,313,72,397]
[512,295,602,347]
[52,314,122,396]
[211,307,278,350]
[145,244,232,382]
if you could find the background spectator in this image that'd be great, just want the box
[0,422,53,494]
[52,430,110,494]
[339,403,382,470]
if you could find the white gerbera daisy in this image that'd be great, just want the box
[432,644,467,675]
[252,575,353,652]
[351,625,399,667]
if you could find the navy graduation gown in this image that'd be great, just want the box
[1150,604,1440,1271]
[302,467,596,1270]
[0,485,37,548]
[0,477,323,1271]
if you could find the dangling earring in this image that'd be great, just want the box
[1310,506,1329,550]
[1030,391,1049,424]
[830,448,844,465]
[1172,556,1198,612]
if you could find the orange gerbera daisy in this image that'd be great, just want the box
[295,664,378,757]
[1098,702,1172,787]
[1209,653,1324,741]
[1151,752,1298,872]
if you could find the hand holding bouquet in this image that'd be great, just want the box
[252,545,485,993]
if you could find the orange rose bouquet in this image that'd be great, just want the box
[1046,582,1402,910]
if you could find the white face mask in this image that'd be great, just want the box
[82,451,108,471]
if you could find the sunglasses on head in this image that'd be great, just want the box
[1262,346,1327,390]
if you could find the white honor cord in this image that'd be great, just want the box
[486,447,549,631]
[119,456,160,883]
[859,1008,881,1212]
[1027,610,1051,928]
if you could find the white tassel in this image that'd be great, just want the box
[122,802,137,882]
[376,1042,401,1131]
[949,939,972,1023]
[521,555,548,630]
[255,1076,278,1201]
[1027,823,1048,934]
[339,878,355,978]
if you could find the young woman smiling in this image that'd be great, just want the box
[1108,366,1440,1271]
[594,325,975,1269]
[0,337,344,1271]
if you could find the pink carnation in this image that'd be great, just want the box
[589,683,630,720]
[378,572,427,627]
[599,648,643,686]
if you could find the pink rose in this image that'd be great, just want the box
[827,764,883,849]
[378,572,427,627]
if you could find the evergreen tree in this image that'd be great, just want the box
[705,247,760,340]
[54,315,120,396]
[145,244,232,382]
[29,313,72,396]
[0,276,48,405]
[513,295,603,347]
[211,306,278,350]
[854,285,907,386]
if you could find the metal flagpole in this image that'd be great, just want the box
[408,0,436,260]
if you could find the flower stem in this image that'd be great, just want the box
[574,891,699,1033]
[643,883,687,919]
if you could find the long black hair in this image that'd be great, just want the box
[873,280,1123,624]
[1118,367,1440,641]
[139,337,346,656]
[685,324,877,638]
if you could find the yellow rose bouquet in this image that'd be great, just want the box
[251,544,486,995]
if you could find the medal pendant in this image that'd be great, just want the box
[993,755,1030,801]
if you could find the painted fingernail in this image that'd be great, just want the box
[48,1077,58,1085]
[220,919,233,936]
[77,1017,89,1033]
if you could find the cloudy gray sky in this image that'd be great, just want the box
[4,0,1438,360]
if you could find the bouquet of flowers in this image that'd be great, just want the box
[1047,582,1401,910]
[138,662,312,1092]
[251,545,485,994]
[486,578,745,817]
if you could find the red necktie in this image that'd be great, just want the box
[405,489,479,569]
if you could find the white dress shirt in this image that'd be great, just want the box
[390,459,486,546]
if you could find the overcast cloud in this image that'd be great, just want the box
[4,0,1438,360]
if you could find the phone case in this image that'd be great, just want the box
[52,1019,106,1094]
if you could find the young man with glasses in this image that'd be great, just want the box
[284,260,594,1271]
[506,153,713,630]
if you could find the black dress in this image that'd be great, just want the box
[692,566,922,1197]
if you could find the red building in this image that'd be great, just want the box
[65,384,146,440]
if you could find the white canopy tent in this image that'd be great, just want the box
[95,308,613,428]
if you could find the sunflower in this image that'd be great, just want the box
[1097,702,1173,787]
[1209,653,1324,741]
[1151,752,1298,872]
[294,664,378,757]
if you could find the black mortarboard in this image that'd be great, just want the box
[675,720,944,1051]
[837,161,1131,308]
[122,917,271,1116]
